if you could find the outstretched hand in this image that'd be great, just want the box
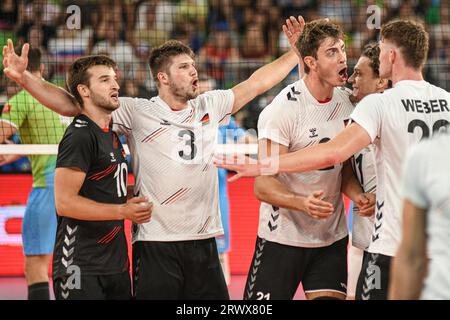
[282,15,305,59]
[2,39,29,85]
[213,154,278,182]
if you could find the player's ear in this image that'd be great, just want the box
[157,72,169,86]
[303,56,316,72]
[77,84,89,98]
[389,48,396,65]
[377,78,389,91]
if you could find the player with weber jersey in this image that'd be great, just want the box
[344,42,390,299]
[216,19,450,300]
[243,18,374,301]
[0,46,68,300]
[3,30,299,299]
[389,129,450,300]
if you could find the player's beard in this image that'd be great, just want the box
[168,79,199,102]
[91,91,119,112]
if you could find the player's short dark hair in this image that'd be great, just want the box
[149,40,195,86]
[381,19,429,70]
[361,42,381,77]
[296,19,344,74]
[66,55,117,107]
[15,45,41,72]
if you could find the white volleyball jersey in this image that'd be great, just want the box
[402,130,450,300]
[257,79,354,247]
[351,144,376,250]
[351,80,450,257]
[112,90,234,242]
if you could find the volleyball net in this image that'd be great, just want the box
[1,1,450,165]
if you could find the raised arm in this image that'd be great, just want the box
[55,167,152,224]
[3,39,81,116]
[254,139,333,219]
[215,122,371,181]
[230,50,298,115]
[283,15,305,78]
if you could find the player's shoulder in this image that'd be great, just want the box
[265,80,303,110]
[6,90,33,108]
[65,116,95,137]
[119,96,153,110]
[334,86,353,99]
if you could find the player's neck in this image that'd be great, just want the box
[159,91,189,111]
[81,104,112,130]
[303,74,334,103]
[391,66,424,86]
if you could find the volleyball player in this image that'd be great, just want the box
[216,19,450,299]
[52,55,152,299]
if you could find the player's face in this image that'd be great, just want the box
[378,39,393,79]
[166,54,199,101]
[314,37,348,86]
[86,65,120,111]
[348,56,380,103]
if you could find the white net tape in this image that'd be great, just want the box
[0,143,258,155]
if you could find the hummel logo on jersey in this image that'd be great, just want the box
[309,128,318,138]
[110,152,116,163]
[160,119,171,126]
[74,119,88,128]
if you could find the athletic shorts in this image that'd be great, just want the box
[22,187,57,256]
[356,251,392,300]
[132,238,229,300]
[53,271,131,300]
[244,236,348,300]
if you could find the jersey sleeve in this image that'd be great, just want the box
[401,144,429,209]
[257,95,296,147]
[0,92,30,129]
[112,97,138,135]
[202,89,234,125]
[56,127,95,173]
[350,93,383,142]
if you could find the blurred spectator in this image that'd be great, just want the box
[16,0,61,48]
[91,24,139,80]
[136,0,176,36]
[0,0,18,30]
[198,23,240,87]
[133,3,168,50]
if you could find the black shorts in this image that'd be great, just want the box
[132,238,229,300]
[53,271,131,300]
[356,251,391,300]
[243,236,348,300]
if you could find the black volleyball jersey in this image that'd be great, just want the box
[53,114,129,278]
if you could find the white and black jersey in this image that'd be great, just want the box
[53,114,129,279]
[113,90,234,242]
[351,144,377,250]
[257,79,354,247]
[351,80,450,257]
